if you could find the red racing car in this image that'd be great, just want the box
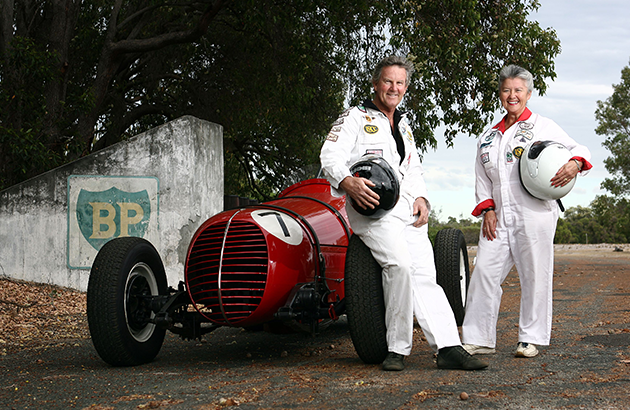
[87,178,470,366]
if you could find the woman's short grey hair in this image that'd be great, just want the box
[499,64,534,93]
[372,55,414,85]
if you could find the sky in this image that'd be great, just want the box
[421,0,630,222]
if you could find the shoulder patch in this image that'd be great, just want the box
[326,132,339,142]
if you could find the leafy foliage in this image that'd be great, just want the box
[595,62,630,197]
[555,197,630,244]
[1,0,560,198]
[429,196,630,246]
[428,209,481,245]
[0,37,62,188]
[388,0,560,150]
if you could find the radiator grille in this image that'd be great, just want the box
[186,220,268,324]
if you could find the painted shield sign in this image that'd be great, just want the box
[76,187,151,251]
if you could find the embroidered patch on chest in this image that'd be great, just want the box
[518,122,534,130]
[515,130,533,141]
[365,148,383,156]
[364,124,378,134]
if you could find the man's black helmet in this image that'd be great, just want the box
[349,154,400,218]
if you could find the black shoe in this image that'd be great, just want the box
[437,346,489,370]
[382,352,405,371]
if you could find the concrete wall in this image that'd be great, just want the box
[0,116,223,291]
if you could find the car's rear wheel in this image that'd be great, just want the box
[345,228,471,364]
[87,237,167,366]
[344,234,388,364]
[434,228,470,326]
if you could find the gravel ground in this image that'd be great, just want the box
[1,244,629,409]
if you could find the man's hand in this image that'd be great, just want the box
[412,197,429,227]
[340,176,380,211]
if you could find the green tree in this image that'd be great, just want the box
[389,0,561,149]
[590,195,630,242]
[554,218,573,244]
[559,204,625,244]
[0,37,61,188]
[428,208,481,245]
[595,62,630,197]
[1,0,560,197]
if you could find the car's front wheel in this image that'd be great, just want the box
[87,237,167,366]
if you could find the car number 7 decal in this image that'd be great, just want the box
[251,210,303,246]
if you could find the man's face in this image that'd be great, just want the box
[373,65,408,111]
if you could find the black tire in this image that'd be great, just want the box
[433,228,470,326]
[87,237,167,366]
[344,235,388,364]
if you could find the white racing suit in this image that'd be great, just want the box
[462,108,592,348]
[320,101,461,355]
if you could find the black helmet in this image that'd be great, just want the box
[349,154,400,218]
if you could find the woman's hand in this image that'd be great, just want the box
[551,159,582,187]
[482,210,497,241]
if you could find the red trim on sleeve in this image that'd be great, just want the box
[571,156,593,171]
[472,199,496,217]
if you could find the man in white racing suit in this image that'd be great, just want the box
[320,55,487,371]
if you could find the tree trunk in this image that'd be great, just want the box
[43,0,81,148]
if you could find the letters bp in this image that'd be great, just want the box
[67,176,159,269]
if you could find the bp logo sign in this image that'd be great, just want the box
[76,187,151,251]
[68,176,159,269]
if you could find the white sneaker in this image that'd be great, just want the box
[515,342,538,357]
[462,344,496,355]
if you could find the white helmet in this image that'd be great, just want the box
[519,140,576,201]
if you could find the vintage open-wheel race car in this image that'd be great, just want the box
[86,178,471,366]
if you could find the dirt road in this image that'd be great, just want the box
[1,245,629,409]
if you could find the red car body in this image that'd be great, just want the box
[184,178,350,327]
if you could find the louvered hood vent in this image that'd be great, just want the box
[186,219,268,325]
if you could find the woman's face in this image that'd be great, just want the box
[500,77,532,117]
